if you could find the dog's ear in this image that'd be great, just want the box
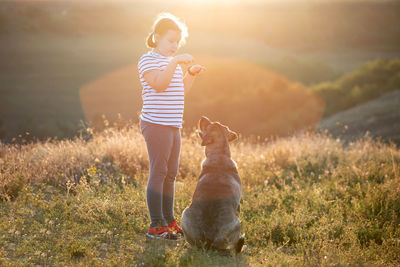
[197,129,213,146]
[199,116,211,132]
[228,129,238,142]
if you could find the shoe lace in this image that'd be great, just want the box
[159,231,169,238]
[169,220,182,232]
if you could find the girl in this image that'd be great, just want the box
[137,12,206,241]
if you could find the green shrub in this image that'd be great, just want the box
[310,58,400,117]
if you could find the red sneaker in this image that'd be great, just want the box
[168,220,184,235]
[146,226,180,241]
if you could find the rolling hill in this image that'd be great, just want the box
[318,89,400,144]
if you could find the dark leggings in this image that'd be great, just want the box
[140,119,181,227]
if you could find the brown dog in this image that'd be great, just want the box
[181,116,245,253]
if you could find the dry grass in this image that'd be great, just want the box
[0,124,399,266]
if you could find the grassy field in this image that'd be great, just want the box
[1,1,400,141]
[1,124,399,266]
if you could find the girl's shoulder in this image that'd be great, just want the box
[138,51,170,67]
[138,51,172,69]
[138,51,155,63]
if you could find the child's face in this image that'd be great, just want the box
[154,29,181,57]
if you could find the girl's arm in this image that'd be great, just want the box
[142,58,179,92]
[183,65,206,94]
[183,72,195,95]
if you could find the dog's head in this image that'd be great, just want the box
[197,116,238,146]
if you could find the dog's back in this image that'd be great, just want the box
[182,155,242,250]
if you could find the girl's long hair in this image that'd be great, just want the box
[146,12,188,48]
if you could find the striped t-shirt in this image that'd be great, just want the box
[137,50,185,128]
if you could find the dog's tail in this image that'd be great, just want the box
[235,234,245,254]
[202,230,217,251]
[201,238,212,251]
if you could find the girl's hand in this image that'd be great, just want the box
[189,65,206,76]
[173,54,195,65]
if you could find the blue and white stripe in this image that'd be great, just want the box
[137,50,185,128]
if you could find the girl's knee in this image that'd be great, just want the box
[166,164,179,180]
[165,173,177,182]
